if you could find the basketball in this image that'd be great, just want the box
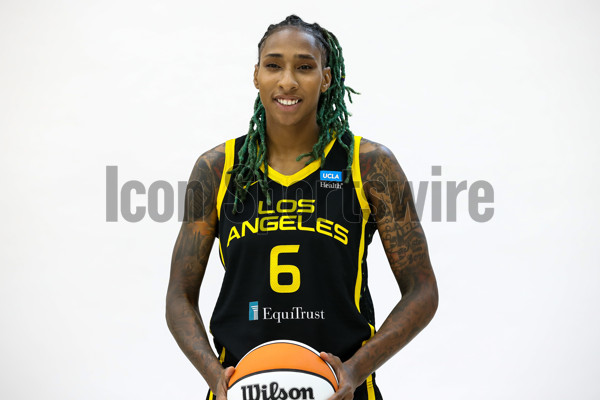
[227,340,339,400]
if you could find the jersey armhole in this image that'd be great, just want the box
[216,138,236,219]
[351,136,375,340]
[351,136,371,219]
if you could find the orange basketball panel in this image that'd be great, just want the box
[228,341,338,390]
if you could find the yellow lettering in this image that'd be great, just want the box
[227,226,240,247]
[270,245,301,293]
[334,224,349,245]
[279,215,297,231]
[276,199,297,213]
[297,215,315,232]
[259,216,278,231]
[258,201,274,214]
[297,199,315,213]
[241,219,259,237]
[316,218,334,237]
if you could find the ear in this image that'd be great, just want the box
[253,64,259,89]
[321,67,332,93]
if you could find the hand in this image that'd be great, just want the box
[214,366,235,400]
[320,352,360,400]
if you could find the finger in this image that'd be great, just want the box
[223,366,235,381]
[320,352,341,366]
[320,352,344,385]
[216,367,236,400]
[220,366,236,390]
[320,353,355,400]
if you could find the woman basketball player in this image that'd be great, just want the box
[166,15,438,400]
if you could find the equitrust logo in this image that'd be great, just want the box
[249,301,259,321]
[247,301,325,323]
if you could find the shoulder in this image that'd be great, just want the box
[182,142,227,223]
[189,142,227,183]
[357,137,395,158]
[357,137,407,183]
[356,137,419,225]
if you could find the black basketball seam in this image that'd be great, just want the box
[228,368,336,392]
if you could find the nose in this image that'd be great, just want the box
[278,67,298,91]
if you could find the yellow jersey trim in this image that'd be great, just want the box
[352,136,376,336]
[366,374,376,400]
[219,241,225,269]
[217,139,234,270]
[216,139,235,219]
[219,346,226,363]
[259,136,337,187]
[351,136,371,219]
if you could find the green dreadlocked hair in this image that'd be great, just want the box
[229,14,359,212]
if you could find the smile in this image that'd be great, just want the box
[276,98,301,106]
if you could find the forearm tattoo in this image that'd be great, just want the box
[351,139,437,376]
[167,145,226,387]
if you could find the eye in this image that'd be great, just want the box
[298,65,313,70]
[265,63,280,69]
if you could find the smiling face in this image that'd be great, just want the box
[254,27,332,132]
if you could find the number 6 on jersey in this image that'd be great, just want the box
[270,245,300,293]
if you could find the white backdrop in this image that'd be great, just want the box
[1,0,599,399]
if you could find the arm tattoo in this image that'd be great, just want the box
[360,139,427,288]
[184,147,225,223]
[346,139,438,379]
[166,144,226,390]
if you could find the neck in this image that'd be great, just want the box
[263,116,323,175]
[265,120,320,159]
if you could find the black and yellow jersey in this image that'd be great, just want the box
[208,134,382,399]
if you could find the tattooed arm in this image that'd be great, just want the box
[166,144,232,394]
[323,138,438,400]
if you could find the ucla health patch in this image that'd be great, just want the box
[320,170,342,182]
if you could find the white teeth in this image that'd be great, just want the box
[276,98,299,106]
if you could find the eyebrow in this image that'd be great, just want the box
[263,53,317,61]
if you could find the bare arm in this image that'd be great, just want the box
[165,144,226,393]
[324,139,439,399]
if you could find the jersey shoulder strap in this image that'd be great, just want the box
[351,135,371,219]
[216,138,236,218]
